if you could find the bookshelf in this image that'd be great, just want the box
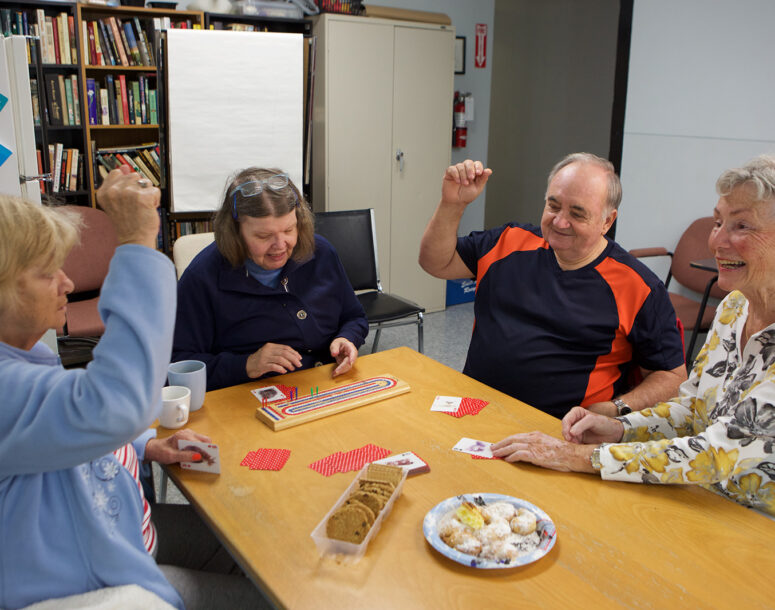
[0,0,89,203]
[76,3,203,221]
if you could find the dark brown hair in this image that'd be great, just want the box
[213,168,314,268]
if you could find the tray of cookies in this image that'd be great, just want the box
[310,463,407,562]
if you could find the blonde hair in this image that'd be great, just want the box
[0,196,81,313]
[213,168,314,268]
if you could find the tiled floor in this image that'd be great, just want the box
[154,301,476,504]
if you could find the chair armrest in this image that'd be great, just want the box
[628,247,672,259]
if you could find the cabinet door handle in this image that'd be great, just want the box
[395,148,404,172]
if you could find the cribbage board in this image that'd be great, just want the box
[255,375,410,431]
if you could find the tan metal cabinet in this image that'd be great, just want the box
[311,13,454,312]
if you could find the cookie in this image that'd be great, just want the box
[349,490,387,516]
[344,498,376,525]
[326,505,372,543]
[365,463,403,487]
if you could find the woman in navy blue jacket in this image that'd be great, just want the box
[173,168,368,391]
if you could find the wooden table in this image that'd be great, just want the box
[160,347,775,609]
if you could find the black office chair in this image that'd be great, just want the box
[314,209,425,353]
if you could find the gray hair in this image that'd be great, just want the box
[716,154,775,202]
[546,152,622,212]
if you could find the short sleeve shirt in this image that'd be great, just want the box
[456,223,685,418]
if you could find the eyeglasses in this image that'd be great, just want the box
[230,173,292,219]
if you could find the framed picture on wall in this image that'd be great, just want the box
[454,36,466,74]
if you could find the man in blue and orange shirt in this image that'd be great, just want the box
[419,154,686,419]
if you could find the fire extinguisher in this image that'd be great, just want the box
[453,91,467,148]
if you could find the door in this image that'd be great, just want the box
[390,26,454,311]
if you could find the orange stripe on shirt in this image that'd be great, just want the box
[582,256,652,405]
[476,226,548,289]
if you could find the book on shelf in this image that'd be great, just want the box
[52,142,63,193]
[36,149,44,194]
[57,75,68,125]
[118,74,129,125]
[71,75,81,126]
[63,77,75,125]
[86,78,97,125]
[94,144,161,186]
[30,78,41,126]
[67,14,76,64]
[104,74,117,124]
[126,81,135,124]
[148,89,157,124]
[131,81,141,125]
[107,17,129,67]
[99,88,110,125]
[69,151,79,192]
[43,73,63,126]
[133,17,153,66]
[96,19,116,66]
[122,20,142,65]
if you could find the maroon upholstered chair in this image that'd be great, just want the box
[630,217,727,364]
[60,205,119,338]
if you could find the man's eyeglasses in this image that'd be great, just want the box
[230,173,292,219]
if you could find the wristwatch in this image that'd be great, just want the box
[590,446,603,471]
[612,397,632,416]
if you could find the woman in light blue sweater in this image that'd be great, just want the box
[0,169,266,609]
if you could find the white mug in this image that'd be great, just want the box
[160,385,190,429]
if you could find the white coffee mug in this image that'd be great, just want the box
[168,360,206,412]
[160,385,190,429]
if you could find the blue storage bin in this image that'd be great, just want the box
[446,279,476,306]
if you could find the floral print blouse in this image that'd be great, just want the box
[597,291,775,516]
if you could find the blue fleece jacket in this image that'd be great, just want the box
[172,235,368,391]
[0,246,182,609]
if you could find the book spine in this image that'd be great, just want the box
[86,21,97,65]
[63,77,75,126]
[86,78,97,125]
[118,74,129,125]
[108,17,129,66]
[133,17,151,66]
[57,75,68,125]
[64,148,73,192]
[104,74,117,124]
[127,81,136,124]
[35,9,49,64]
[70,75,81,126]
[97,20,115,66]
[99,88,110,125]
[131,81,141,126]
[148,89,157,124]
[50,17,60,64]
[52,142,63,193]
[138,75,147,124]
[123,21,141,65]
[57,13,70,64]
[69,149,79,192]
[44,74,62,126]
[30,78,40,125]
[67,15,76,64]
[36,149,44,194]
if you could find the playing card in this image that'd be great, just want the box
[452,437,494,458]
[372,451,430,475]
[430,395,463,413]
[178,440,221,473]
[250,385,286,403]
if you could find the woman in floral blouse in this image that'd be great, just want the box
[491,154,775,516]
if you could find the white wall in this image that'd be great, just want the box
[618,0,775,282]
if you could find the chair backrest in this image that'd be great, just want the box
[61,205,118,294]
[671,217,727,298]
[314,209,379,292]
[172,232,214,279]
